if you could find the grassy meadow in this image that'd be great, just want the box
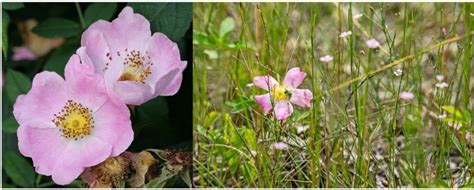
[192,3,474,187]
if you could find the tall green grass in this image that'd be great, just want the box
[193,3,474,187]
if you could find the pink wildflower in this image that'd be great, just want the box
[79,7,187,105]
[253,67,313,121]
[366,39,381,49]
[13,55,133,185]
[399,91,414,101]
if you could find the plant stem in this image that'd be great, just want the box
[75,3,86,29]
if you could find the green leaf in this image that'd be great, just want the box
[2,3,24,10]
[225,96,256,113]
[2,116,19,134]
[219,17,235,37]
[441,105,464,119]
[32,18,81,38]
[3,151,35,187]
[129,3,192,42]
[83,3,117,27]
[2,10,9,59]
[5,69,32,104]
[43,41,79,76]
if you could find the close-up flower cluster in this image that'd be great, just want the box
[2,3,191,188]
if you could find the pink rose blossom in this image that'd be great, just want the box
[13,55,133,185]
[79,7,187,105]
[366,39,381,49]
[253,67,313,121]
[399,91,414,101]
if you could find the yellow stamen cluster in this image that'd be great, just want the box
[52,100,94,140]
[272,84,291,101]
[118,49,153,83]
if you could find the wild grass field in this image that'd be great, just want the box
[192,3,474,187]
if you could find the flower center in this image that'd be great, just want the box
[272,84,291,101]
[53,100,94,140]
[104,49,153,83]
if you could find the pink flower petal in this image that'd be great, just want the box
[64,55,109,112]
[79,30,113,76]
[274,101,293,121]
[283,67,306,88]
[255,93,272,114]
[92,99,133,157]
[17,126,67,176]
[51,136,112,185]
[253,76,278,91]
[145,33,187,96]
[290,89,313,108]
[113,81,154,106]
[83,7,150,52]
[13,72,67,128]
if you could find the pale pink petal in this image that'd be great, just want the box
[283,67,306,88]
[12,46,38,61]
[13,72,67,128]
[51,165,84,185]
[113,81,154,105]
[79,30,112,76]
[17,126,67,176]
[64,55,108,112]
[92,100,133,157]
[145,33,187,96]
[253,76,277,91]
[274,101,293,121]
[83,7,150,52]
[255,93,272,114]
[290,89,313,108]
[51,136,112,185]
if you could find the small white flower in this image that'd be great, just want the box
[435,82,449,88]
[246,83,255,88]
[272,142,289,150]
[339,31,352,38]
[296,125,310,134]
[435,74,445,81]
[399,91,414,101]
[354,13,363,19]
[393,68,403,76]
[438,113,447,119]
[366,39,381,49]
[319,55,333,62]
[470,13,474,17]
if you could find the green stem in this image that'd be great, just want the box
[75,3,86,29]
